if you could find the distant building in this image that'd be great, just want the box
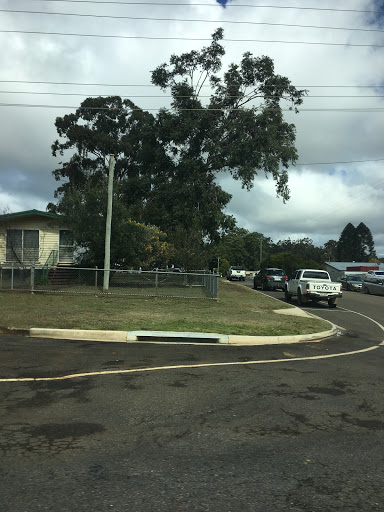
[0,209,74,266]
[325,261,384,281]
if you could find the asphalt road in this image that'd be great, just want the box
[243,278,384,338]
[0,285,383,512]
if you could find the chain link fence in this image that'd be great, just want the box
[0,265,219,299]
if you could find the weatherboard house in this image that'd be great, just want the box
[0,209,74,266]
[325,261,384,281]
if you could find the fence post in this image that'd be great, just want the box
[95,266,98,290]
[0,266,2,289]
[214,274,219,299]
[11,262,14,290]
[155,270,158,294]
[31,265,35,292]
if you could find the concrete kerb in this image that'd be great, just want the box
[26,324,338,346]
[3,300,339,346]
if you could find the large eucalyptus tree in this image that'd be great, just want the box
[50,29,306,268]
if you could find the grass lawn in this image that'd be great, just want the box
[0,279,331,336]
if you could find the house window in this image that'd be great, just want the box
[6,229,39,263]
[59,230,74,263]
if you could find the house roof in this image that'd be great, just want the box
[325,261,384,271]
[0,209,58,220]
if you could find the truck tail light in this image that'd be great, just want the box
[306,283,310,291]
[285,275,288,280]
[266,274,270,280]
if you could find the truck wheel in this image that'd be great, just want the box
[284,288,292,302]
[297,289,307,306]
[328,298,338,308]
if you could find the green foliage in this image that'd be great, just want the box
[35,275,50,286]
[264,252,324,276]
[272,237,324,262]
[51,29,305,268]
[355,222,376,260]
[48,181,173,268]
[152,28,306,202]
[215,228,273,270]
[324,239,338,262]
[337,222,376,261]
[219,258,230,276]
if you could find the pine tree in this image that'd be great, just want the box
[337,223,359,261]
[356,222,376,260]
[336,222,376,261]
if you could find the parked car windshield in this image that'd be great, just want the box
[302,271,330,280]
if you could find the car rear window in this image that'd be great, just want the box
[268,269,285,276]
[302,271,329,280]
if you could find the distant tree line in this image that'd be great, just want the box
[214,222,377,276]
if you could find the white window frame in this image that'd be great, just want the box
[6,228,40,264]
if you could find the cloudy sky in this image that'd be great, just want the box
[1,0,383,256]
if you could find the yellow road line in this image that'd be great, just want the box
[1,307,382,383]
[1,344,381,383]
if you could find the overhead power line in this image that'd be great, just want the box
[0,103,384,112]
[296,158,384,166]
[1,90,384,99]
[2,30,384,47]
[23,1,384,15]
[1,80,384,88]
[3,9,384,33]
[305,177,384,220]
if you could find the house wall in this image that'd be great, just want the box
[325,264,343,282]
[325,262,384,282]
[0,216,62,265]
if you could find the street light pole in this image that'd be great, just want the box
[103,154,115,292]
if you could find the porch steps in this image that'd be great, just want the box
[48,266,79,286]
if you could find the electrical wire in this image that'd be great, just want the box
[21,1,384,15]
[1,90,384,99]
[0,102,384,112]
[3,9,384,33]
[303,177,384,220]
[2,29,384,47]
[296,158,384,166]
[1,80,383,88]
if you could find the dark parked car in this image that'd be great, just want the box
[362,278,384,296]
[254,268,287,291]
[339,275,363,291]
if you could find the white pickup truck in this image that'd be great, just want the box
[227,266,246,281]
[284,269,342,308]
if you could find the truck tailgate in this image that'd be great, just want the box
[309,282,341,293]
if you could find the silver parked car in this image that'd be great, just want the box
[339,275,363,291]
[362,278,384,296]
[365,270,384,281]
